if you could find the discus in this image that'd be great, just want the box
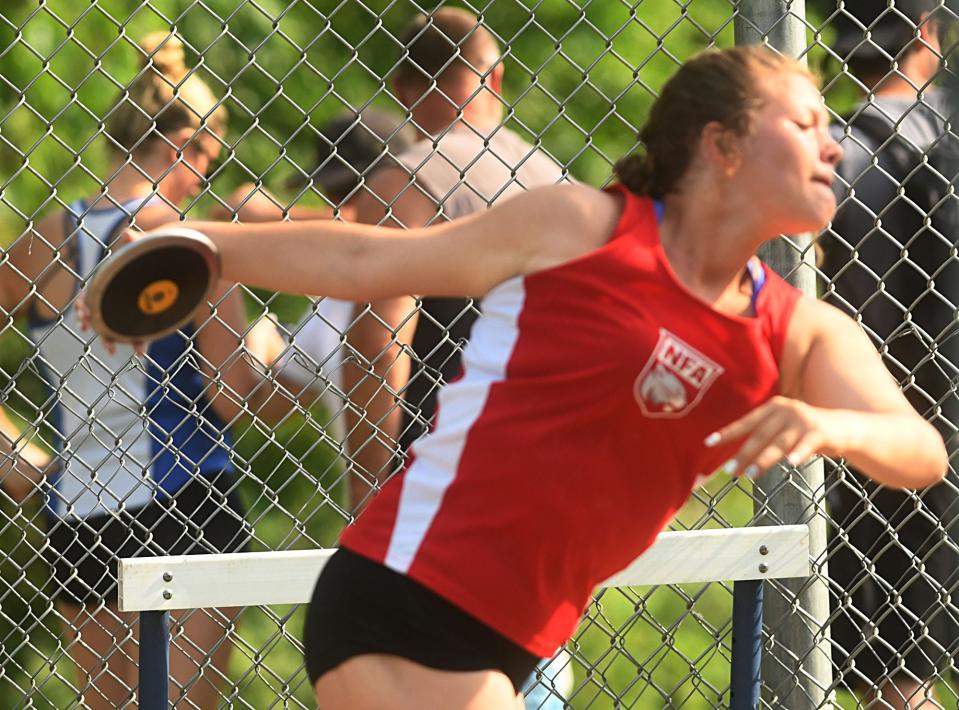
[86,228,220,344]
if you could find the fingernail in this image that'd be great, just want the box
[724,459,739,475]
[744,465,760,480]
[787,453,802,467]
[704,432,721,447]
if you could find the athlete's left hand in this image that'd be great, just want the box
[704,396,841,479]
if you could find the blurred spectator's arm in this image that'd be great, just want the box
[0,406,51,504]
[194,281,298,427]
[345,168,436,512]
[0,213,69,318]
[211,184,356,223]
[242,312,331,413]
[0,214,67,501]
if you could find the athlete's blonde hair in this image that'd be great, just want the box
[106,32,227,154]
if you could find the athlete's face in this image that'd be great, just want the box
[733,73,842,234]
[153,130,222,203]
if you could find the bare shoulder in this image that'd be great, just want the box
[507,183,622,274]
[519,182,618,223]
[6,210,63,264]
[33,210,66,248]
[790,296,860,339]
[780,295,868,396]
[3,209,78,314]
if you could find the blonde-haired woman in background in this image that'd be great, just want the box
[0,33,285,708]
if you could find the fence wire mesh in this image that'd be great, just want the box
[0,0,958,708]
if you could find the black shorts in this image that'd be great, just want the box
[827,469,959,684]
[46,473,252,605]
[303,547,540,694]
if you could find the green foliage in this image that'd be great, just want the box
[0,0,742,235]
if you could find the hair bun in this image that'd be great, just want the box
[139,32,187,80]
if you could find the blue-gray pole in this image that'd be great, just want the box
[730,579,763,710]
[139,610,170,710]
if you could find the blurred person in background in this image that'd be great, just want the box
[342,7,573,706]
[821,1,959,707]
[0,33,290,709]
[345,7,569,499]
[230,108,417,496]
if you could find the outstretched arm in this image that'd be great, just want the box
[184,183,617,302]
[711,298,947,489]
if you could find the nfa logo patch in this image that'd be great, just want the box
[634,329,724,418]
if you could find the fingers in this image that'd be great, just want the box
[74,290,115,352]
[721,415,795,479]
[99,337,144,357]
[784,431,822,469]
[101,335,118,356]
[75,291,90,327]
[119,229,140,246]
[737,426,803,479]
[709,401,778,449]
[78,292,113,353]
[76,289,145,357]
[705,397,822,480]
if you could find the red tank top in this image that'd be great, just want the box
[341,185,801,657]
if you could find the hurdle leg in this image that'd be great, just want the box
[730,579,763,710]
[139,610,170,710]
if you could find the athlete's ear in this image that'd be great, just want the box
[700,121,743,177]
[918,11,940,47]
[486,62,504,96]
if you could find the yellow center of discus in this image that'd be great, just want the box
[137,279,179,315]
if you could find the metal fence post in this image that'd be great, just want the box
[730,579,763,710]
[734,1,833,708]
[139,610,170,710]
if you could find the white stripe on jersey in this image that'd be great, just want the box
[384,276,526,573]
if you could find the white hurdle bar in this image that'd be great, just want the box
[120,525,809,709]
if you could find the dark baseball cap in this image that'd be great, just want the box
[297,109,417,197]
[831,0,942,58]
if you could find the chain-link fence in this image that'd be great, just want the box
[1,0,958,708]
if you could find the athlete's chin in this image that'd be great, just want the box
[783,197,836,234]
[811,202,837,231]
[809,188,838,228]
[801,209,835,233]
